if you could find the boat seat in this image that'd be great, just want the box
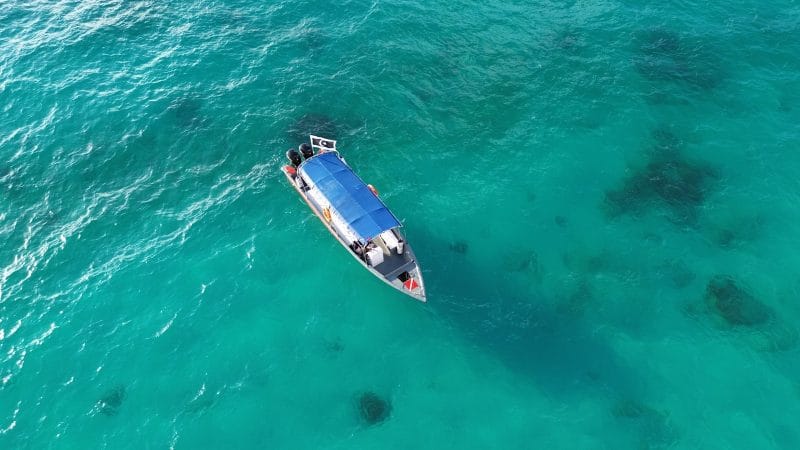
[380,230,403,254]
[365,247,384,267]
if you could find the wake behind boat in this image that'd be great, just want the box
[280,135,426,302]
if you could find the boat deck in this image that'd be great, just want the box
[375,252,416,280]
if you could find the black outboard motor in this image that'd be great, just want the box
[286,148,302,167]
[299,143,314,159]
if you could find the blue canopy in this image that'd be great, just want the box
[300,152,401,241]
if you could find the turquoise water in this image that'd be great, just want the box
[2,0,800,448]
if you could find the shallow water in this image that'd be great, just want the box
[2,0,800,448]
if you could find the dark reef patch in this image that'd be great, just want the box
[503,250,542,282]
[287,113,341,144]
[705,275,772,326]
[554,215,568,228]
[357,392,391,425]
[658,260,695,289]
[612,398,679,448]
[301,28,328,52]
[634,28,723,91]
[604,128,716,223]
[707,214,765,250]
[612,398,657,419]
[449,240,469,254]
[605,158,715,221]
[683,276,797,352]
[503,250,536,272]
[184,392,215,414]
[97,385,126,416]
[556,279,593,317]
[168,97,205,128]
[554,31,582,52]
[562,248,611,275]
[651,126,683,155]
[0,166,13,183]
[715,229,737,249]
[324,338,344,353]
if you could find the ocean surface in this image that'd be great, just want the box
[2,0,800,448]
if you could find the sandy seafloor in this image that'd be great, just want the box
[1,0,800,448]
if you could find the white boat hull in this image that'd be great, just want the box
[281,164,426,302]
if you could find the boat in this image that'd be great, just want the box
[280,135,426,302]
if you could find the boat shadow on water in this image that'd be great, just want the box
[414,228,642,400]
[411,228,679,445]
[409,230,679,446]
